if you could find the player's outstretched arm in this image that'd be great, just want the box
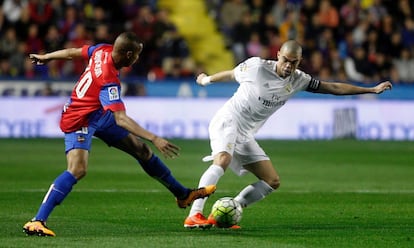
[113,110,180,158]
[29,47,83,65]
[196,70,235,86]
[316,80,392,95]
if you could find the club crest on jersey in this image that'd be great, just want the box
[226,143,234,151]
[108,86,120,101]
[285,84,292,93]
[240,62,247,72]
[77,135,85,142]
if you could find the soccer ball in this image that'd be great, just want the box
[210,197,243,228]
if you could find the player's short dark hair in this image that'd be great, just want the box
[115,32,142,53]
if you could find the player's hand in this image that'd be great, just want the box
[29,54,49,65]
[196,73,211,86]
[373,81,392,94]
[152,136,180,159]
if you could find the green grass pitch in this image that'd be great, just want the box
[0,138,413,248]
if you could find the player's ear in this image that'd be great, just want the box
[297,57,302,65]
[126,51,133,59]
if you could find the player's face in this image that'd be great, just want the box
[276,51,301,78]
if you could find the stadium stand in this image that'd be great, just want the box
[0,0,413,98]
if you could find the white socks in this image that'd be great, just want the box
[234,180,274,208]
[188,166,274,216]
[189,164,224,216]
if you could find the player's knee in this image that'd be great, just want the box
[136,142,152,161]
[268,175,280,190]
[67,160,87,180]
[214,152,232,168]
[123,136,153,160]
[70,167,87,180]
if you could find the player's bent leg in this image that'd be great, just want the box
[139,153,217,208]
[66,149,89,180]
[23,135,88,237]
[234,180,274,208]
[23,220,56,237]
[114,135,217,208]
[243,160,280,190]
[23,170,78,237]
[234,161,277,208]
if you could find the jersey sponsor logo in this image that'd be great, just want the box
[93,50,103,77]
[271,93,280,101]
[258,96,285,108]
[108,86,120,101]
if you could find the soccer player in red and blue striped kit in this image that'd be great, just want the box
[23,32,215,237]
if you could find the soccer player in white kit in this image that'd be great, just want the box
[184,40,393,229]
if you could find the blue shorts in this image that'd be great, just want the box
[64,110,129,153]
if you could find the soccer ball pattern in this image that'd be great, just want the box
[210,197,243,228]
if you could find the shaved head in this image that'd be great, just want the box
[112,32,143,69]
[113,32,143,54]
[280,40,302,57]
[276,40,303,78]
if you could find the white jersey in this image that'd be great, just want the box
[218,57,314,138]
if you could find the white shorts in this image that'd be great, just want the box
[203,112,269,176]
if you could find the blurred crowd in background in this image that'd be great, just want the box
[1,0,414,87]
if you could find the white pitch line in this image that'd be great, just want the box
[3,188,414,194]
[282,189,414,194]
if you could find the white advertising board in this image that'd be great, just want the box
[0,98,413,140]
